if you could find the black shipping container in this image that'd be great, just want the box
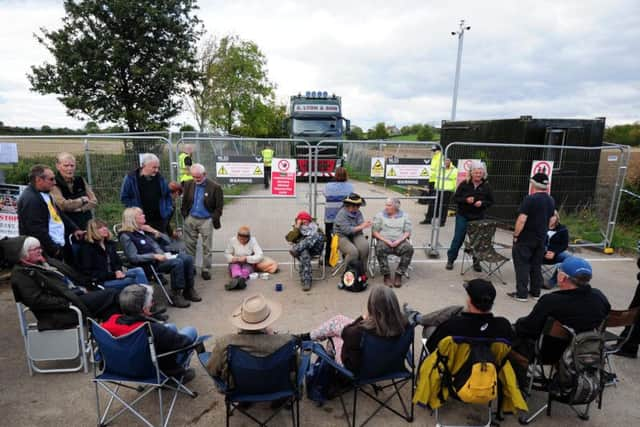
[440,116,606,223]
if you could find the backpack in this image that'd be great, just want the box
[450,342,498,404]
[305,356,338,404]
[551,329,604,405]
[338,259,368,292]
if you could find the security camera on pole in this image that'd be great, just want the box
[450,19,471,121]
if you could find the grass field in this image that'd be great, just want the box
[390,134,418,141]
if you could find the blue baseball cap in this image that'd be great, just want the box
[560,256,592,279]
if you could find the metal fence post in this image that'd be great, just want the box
[603,145,630,248]
[83,137,93,186]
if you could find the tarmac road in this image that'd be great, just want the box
[1,180,638,426]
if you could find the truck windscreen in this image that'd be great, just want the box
[292,118,339,136]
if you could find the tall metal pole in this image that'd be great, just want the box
[451,19,470,121]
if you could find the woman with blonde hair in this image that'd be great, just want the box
[78,218,148,290]
[118,207,198,308]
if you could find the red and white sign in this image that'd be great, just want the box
[528,160,554,194]
[456,159,479,187]
[0,184,25,238]
[271,158,296,196]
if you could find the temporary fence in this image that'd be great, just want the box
[440,141,630,251]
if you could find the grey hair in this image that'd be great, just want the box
[468,160,488,180]
[119,284,154,316]
[140,153,160,166]
[21,237,41,259]
[190,163,206,175]
[386,197,401,209]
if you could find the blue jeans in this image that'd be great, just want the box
[157,253,195,291]
[165,324,198,367]
[546,251,572,287]
[102,267,149,290]
[447,214,469,262]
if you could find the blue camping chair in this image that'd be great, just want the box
[305,326,415,427]
[198,339,310,427]
[89,319,208,427]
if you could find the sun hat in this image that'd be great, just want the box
[343,192,366,206]
[230,294,282,330]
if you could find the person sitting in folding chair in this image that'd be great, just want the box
[334,193,372,271]
[372,197,413,288]
[206,294,294,382]
[298,286,408,373]
[101,284,200,382]
[119,207,200,308]
[286,211,325,291]
[11,236,121,331]
[542,210,570,289]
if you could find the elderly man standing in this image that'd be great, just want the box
[18,164,83,260]
[508,173,555,302]
[120,153,174,235]
[372,198,414,288]
[181,163,224,281]
[50,152,97,230]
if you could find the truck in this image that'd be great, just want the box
[285,91,350,180]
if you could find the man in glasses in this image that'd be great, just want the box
[17,164,83,260]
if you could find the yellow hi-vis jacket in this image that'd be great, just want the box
[434,166,458,192]
[428,150,442,184]
[413,336,528,414]
[261,148,274,166]
[178,152,193,182]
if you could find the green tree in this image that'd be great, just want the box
[605,122,640,146]
[347,125,366,140]
[179,124,196,132]
[233,100,287,138]
[28,0,202,132]
[368,122,389,140]
[416,124,435,141]
[200,35,275,133]
[84,121,100,133]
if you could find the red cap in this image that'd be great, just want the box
[296,211,313,222]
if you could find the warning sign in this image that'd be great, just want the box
[528,160,554,195]
[271,157,296,196]
[0,184,25,238]
[215,156,264,184]
[384,158,430,185]
[456,159,480,187]
[370,157,385,178]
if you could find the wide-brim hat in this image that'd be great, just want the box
[230,294,282,331]
[343,192,366,206]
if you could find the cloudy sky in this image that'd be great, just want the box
[0,0,638,131]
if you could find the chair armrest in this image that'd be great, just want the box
[297,342,313,388]
[157,334,212,359]
[304,340,355,380]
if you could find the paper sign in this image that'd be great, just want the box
[215,156,264,184]
[0,184,26,238]
[0,143,18,163]
[271,158,296,196]
[384,158,430,185]
[528,160,554,194]
[370,157,385,178]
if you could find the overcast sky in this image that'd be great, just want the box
[0,0,638,131]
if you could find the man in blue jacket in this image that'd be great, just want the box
[120,153,174,235]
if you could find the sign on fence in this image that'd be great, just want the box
[370,157,385,178]
[456,159,480,186]
[271,158,296,196]
[529,160,554,194]
[215,156,264,184]
[385,158,430,185]
[0,143,18,163]
[0,184,25,238]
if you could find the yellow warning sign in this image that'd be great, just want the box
[253,166,262,175]
[370,157,385,178]
[387,167,396,177]
[217,166,228,176]
[420,168,428,177]
[373,160,383,171]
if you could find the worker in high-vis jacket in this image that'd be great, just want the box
[261,144,274,189]
[178,144,195,183]
[424,157,458,226]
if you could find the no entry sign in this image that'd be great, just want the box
[271,158,296,196]
[528,160,554,194]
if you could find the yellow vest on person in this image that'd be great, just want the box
[261,148,274,166]
[435,166,458,192]
[178,152,193,182]
[429,150,443,184]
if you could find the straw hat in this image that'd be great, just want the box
[230,294,282,330]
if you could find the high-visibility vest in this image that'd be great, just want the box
[429,151,442,184]
[435,166,458,192]
[261,148,274,166]
[178,152,193,182]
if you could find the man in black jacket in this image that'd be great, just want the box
[17,164,83,260]
[180,163,223,280]
[10,236,120,331]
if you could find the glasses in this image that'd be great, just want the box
[28,246,43,252]
[237,234,251,239]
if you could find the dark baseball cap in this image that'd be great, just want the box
[530,172,549,189]
[464,279,496,311]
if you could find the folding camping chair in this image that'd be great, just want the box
[367,237,413,279]
[305,326,415,427]
[460,220,509,284]
[290,247,326,281]
[600,307,640,386]
[198,339,310,426]
[90,319,207,427]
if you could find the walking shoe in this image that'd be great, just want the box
[507,292,528,302]
[170,290,191,308]
[393,273,403,288]
[445,262,454,270]
[529,292,540,301]
[383,274,393,287]
[419,218,431,225]
[201,270,211,280]
[302,280,312,291]
[183,288,202,302]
